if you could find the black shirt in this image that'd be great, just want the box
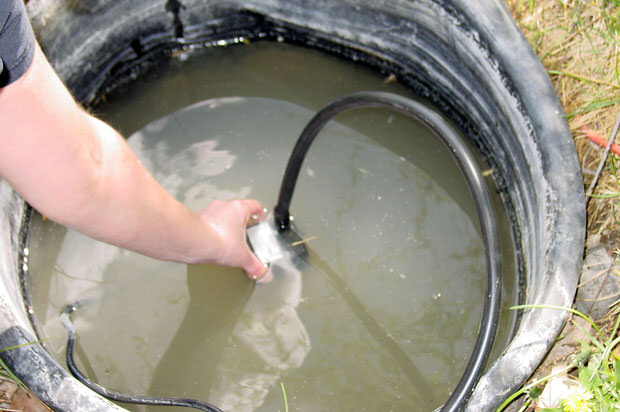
[0,0,35,87]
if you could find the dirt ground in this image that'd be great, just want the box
[2,1,619,411]
[0,379,49,411]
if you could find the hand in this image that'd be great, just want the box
[198,199,273,283]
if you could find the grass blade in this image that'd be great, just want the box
[509,305,603,337]
[280,381,289,412]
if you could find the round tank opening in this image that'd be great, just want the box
[24,42,519,411]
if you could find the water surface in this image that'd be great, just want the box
[26,42,518,411]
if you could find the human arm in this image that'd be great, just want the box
[0,43,270,281]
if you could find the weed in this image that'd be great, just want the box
[280,381,289,412]
[497,305,620,412]
[0,344,29,392]
[506,0,620,247]
[0,339,53,393]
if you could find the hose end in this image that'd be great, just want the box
[273,206,290,232]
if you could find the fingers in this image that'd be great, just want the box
[256,267,273,283]
[236,199,271,283]
[244,255,273,283]
[201,197,272,283]
[238,199,265,223]
[249,265,273,283]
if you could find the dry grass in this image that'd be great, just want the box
[507,0,620,249]
[501,2,620,410]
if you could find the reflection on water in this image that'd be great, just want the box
[212,253,310,411]
[27,95,510,411]
[146,261,309,412]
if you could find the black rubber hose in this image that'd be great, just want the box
[273,91,502,411]
[60,303,224,412]
[60,91,499,411]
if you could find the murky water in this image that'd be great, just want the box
[26,42,518,411]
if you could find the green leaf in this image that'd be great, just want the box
[0,357,26,392]
[538,408,563,412]
[615,359,620,390]
[601,395,612,410]
[529,385,543,399]
[575,341,593,366]
[579,366,604,390]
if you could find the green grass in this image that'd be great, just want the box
[510,0,619,120]
[497,305,620,412]
[280,381,289,412]
[507,0,620,244]
[0,343,28,392]
[603,0,620,35]
[0,339,52,393]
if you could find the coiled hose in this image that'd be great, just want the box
[62,91,501,411]
[60,302,224,412]
[273,91,502,411]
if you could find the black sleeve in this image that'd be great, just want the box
[0,0,35,87]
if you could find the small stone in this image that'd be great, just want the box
[575,246,620,319]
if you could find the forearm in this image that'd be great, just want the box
[60,115,220,263]
[0,45,211,262]
[0,44,269,279]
